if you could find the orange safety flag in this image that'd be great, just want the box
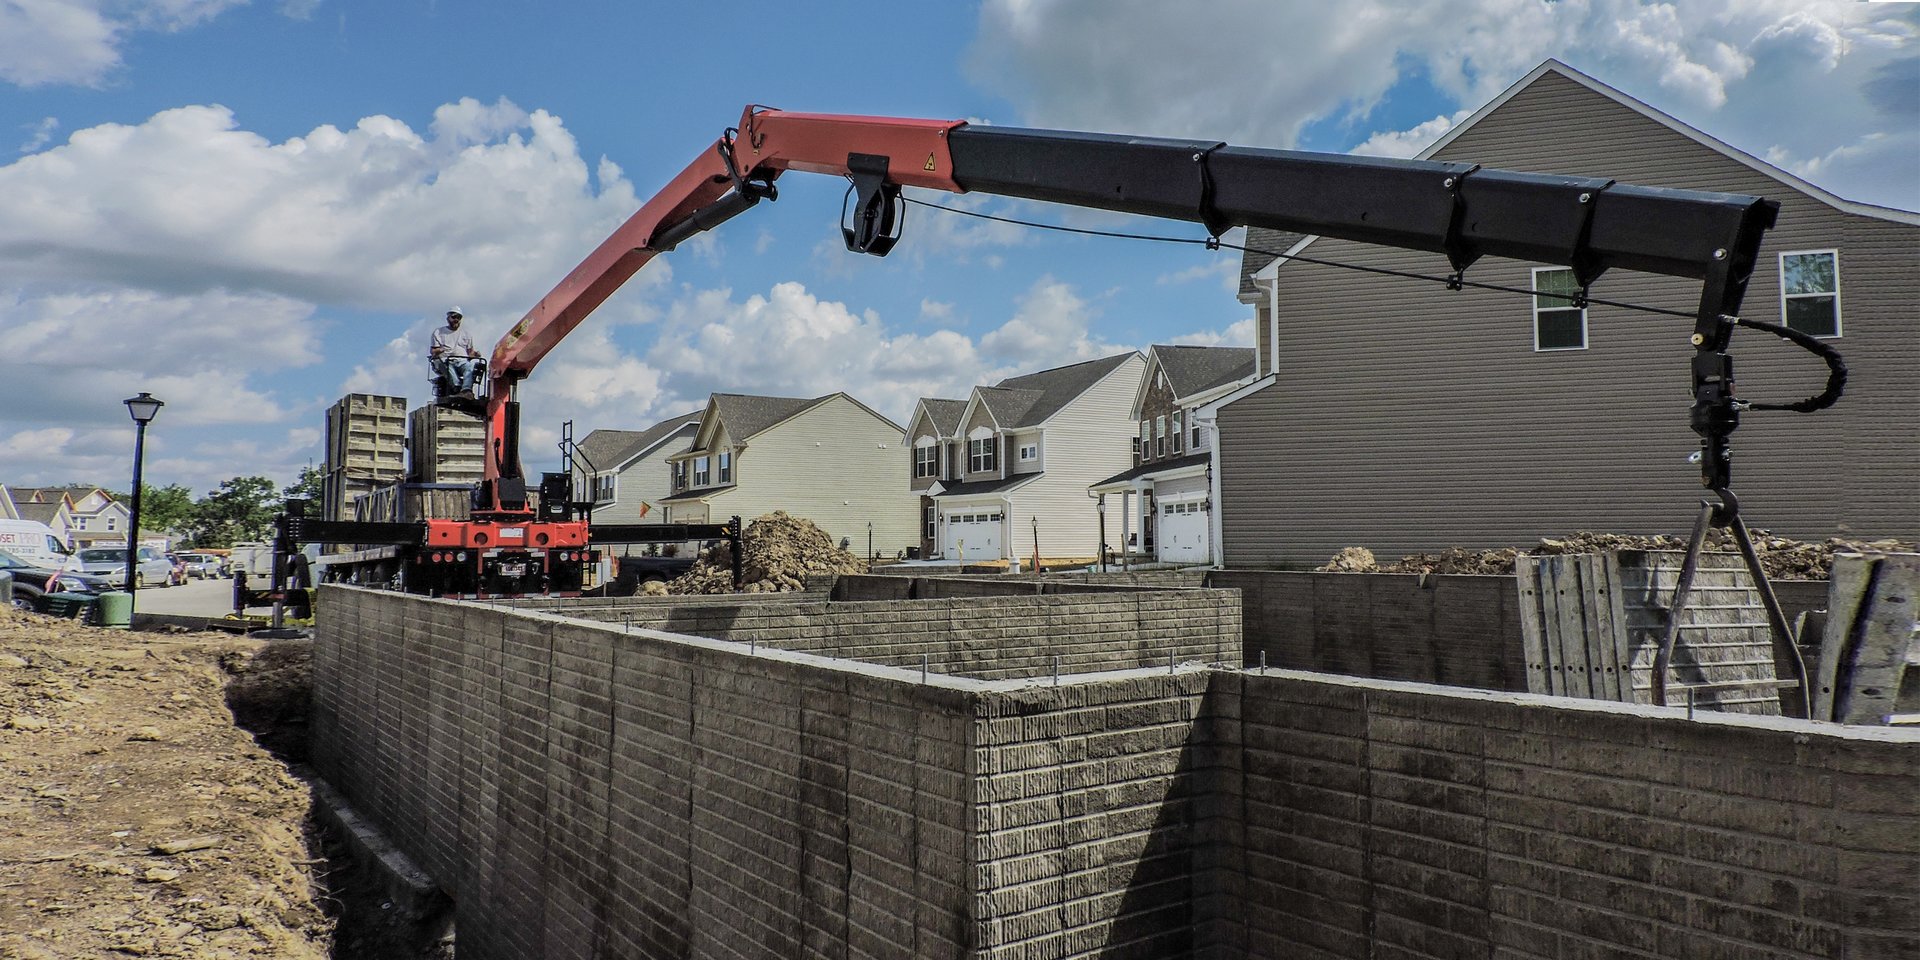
[637,501,653,519]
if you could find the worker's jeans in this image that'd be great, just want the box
[434,357,479,393]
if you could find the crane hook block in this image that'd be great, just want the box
[842,153,903,257]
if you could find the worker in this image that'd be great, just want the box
[429,307,482,398]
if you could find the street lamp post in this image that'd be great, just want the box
[122,393,164,610]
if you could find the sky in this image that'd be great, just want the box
[0,0,1914,497]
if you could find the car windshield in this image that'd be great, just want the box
[79,549,125,562]
[0,548,30,568]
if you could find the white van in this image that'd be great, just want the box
[0,520,73,567]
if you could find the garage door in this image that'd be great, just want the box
[1157,500,1209,564]
[943,510,1001,561]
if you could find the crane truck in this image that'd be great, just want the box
[272,105,1841,642]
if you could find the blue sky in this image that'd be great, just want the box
[1,0,1914,496]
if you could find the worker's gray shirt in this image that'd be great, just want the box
[429,324,476,359]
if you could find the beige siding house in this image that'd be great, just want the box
[663,393,917,557]
[1214,59,1920,567]
[1090,345,1255,566]
[910,353,1146,563]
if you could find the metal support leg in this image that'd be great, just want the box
[1724,507,1810,718]
[1653,501,1714,708]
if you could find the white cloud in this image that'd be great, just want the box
[968,0,1919,210]
[1169,317,1255,349]
[18,116,57,153]
[0,0,247,88]
[1351,109,1475,159]
[623,277,1131,428]
[920,298,954,321]
[0,98,644,314]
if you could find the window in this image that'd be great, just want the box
[1132,436,1141,462]
[693,456,711,486]
[1019,443,1037,461]
[1191,423,1203,450]
[592,474,615,503]
[1155,416,1167,457]
[914,444,937,478]
[718,451,732,484]
[1780,250,1841,337]
[968,437,996,473]
[106,518,115,531]
[925,505,936,539]
[1171,412,1183,453]
[1532,267,1587,351]
[73,518,86,530]
[672,461,687,490]
[1139,421,1151,459]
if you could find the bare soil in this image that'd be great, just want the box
[0,606,331,959]
[0,606,452,960]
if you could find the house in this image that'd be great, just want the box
[662,392,917,557]
[3,487,80,548]
[1212,59,1920,567]
[908,352,1146,563]
[570,411,703,553]
[51,486,132,550]
[1088,345,1255,565]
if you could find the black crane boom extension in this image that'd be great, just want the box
[942,125,1777,318]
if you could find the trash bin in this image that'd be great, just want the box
[42,592,96,621]
[96,591,132,629]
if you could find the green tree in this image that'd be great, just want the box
[136,484,198,539]
[284,466,324,505]
[189,476,281,547]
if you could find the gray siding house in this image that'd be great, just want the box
[570,412,702,553]
[1090,345,1255,565]
[1214,59,1919,567]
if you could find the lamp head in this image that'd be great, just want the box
[123,392,164,424]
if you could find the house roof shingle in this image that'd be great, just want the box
[917,398,968,436]
[1090,452,1211,489]
[986,352,1139,428]
[575,411,702,472]
[931,473,1042,498]
[711,393,831,441]
[1153,345,1256,399]
[1238,228,1309,300]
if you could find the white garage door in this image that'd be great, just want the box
[1158,500,1209,564]
[944,509,1001,561]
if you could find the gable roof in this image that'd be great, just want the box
[912,398,968,437]
[1242,58,1920,293]
[1427,59,1919,226]
[710,393,831,441]
[575,411,702,473]
[1153,344,1257,399]
[16,501,67,526]
[984,352,1141,428]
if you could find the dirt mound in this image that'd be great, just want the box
[1323,531,1915,580]
[668,511,867,594]
[0,612,331,958]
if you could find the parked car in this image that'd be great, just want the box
[178,554,224,579]
[75,546,174,588]
[0,548,114,611]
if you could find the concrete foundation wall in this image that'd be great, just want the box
[547,589,1242,682]
[314,586,977,960]
[314,586,1916,960]
[1210,570,1527,689]
[1220,671,1920,960]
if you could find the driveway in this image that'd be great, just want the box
[127,576,236,618]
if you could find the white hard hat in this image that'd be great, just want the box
[447,306,464,317]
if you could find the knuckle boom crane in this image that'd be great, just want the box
[288,105,1843,694]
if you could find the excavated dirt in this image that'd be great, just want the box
[0,606,331,959]
[668,510,868,594]
[1319,531,1917,579]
